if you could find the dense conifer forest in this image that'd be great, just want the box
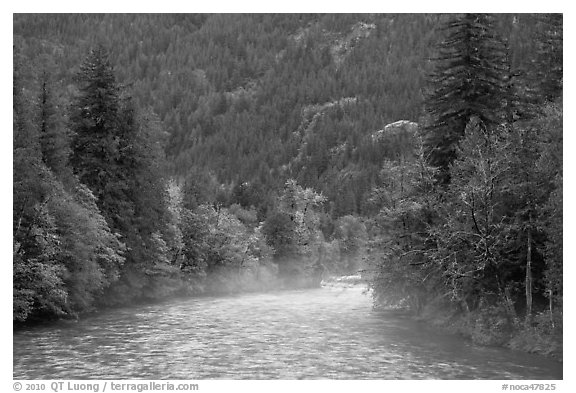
[13,13,562,355]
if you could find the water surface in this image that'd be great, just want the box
[13,285,562,379]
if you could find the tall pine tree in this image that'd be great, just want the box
[70,46,132,230]
[533,14,563,104]
[37,70,70,177]
[70,46,177,303]
[423,14,509,181]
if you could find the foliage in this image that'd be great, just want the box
[363,17,562,359]
[366,132,439,310]
[49,182,125,312]
[427,119,516,314]
[369,86,562,356]
[507,309,562,357]
[13,14,561,335]
[13,245,68,322]
[177,202,277,294]
[262,180,329,286]
[534,103,563,306]
[364,12,562,344]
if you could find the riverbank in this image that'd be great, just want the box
[13,272,328,329]
[411,303,563,362]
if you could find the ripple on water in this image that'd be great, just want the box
[13,287,562,379]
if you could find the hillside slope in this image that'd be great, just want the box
[13,13,539,216]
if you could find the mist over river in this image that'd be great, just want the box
[13,285,562,379]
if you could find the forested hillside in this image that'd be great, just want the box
[14,14,539,217]
[13,13,562,356]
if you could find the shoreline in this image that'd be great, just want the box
[407,305,563,362]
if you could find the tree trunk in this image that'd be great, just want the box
[525,228,533,326]
[461,298,471,315]
[548,289,555,329]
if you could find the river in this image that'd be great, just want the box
[13,284,562,379]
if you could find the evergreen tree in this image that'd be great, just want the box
[423,13,509,181]
[37,70,70,177]
[532,14,563,104]
[14,54,67,321]
[14,47,126,322]
[69,45,135,233]
[69,47,177,304]
[13,50,55,269]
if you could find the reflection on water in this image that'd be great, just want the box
[13,286,562,379]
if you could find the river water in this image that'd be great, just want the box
[13,285,562,379]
